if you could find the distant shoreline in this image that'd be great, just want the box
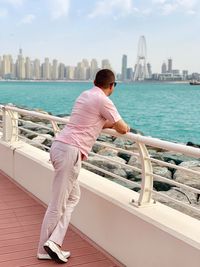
[0,79,93,83]
[0,79,190,84]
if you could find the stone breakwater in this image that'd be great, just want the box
[13,110,200,220]
[91,133,200,219]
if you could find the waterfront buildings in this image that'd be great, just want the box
[0,49,111,81]
[0,49,199,82]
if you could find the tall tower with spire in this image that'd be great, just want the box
[16,48,25,79]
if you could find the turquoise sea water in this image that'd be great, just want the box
[0,81,199,144]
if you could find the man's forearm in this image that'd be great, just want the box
[103,120,130,134]
[103,120,115,129]
[113,119,130,134]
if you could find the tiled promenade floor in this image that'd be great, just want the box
[0,171,123,267]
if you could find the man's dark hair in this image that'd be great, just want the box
[94,69,115,89]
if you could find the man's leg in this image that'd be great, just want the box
[49,179,80,246]
[37,142,81,255]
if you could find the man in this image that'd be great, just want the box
[37,69,129,263]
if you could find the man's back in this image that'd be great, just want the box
[55,86,121,159]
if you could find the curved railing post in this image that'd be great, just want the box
[135,141,154,206]
[50,120,60,136]
[2,106,19,143]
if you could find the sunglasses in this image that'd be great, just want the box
[110,82,117,87]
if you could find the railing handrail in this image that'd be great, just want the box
[2,105,200,159]
[102,128,200,159]
[2,105,69,123]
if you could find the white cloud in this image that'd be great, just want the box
[1,0,24,6]
[152,0,167,4]
[49,0,70,19]
[177,0,197,14]
[142,8,152,15]
[152,0,198,15]
[187,10,196,15]
[161,3,178,15]
[0,8,8,18]
[20,14,35,24]
[88,0,134,18]
[177,0,197,9]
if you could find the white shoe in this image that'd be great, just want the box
[43,240,68,263]
[37,250,70,260]
[37,253,52,260]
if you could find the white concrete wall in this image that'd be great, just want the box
[0,141,15,178]
[73,176,200,267]
[0,139,200,267]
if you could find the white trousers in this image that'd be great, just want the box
[38,141,81,254]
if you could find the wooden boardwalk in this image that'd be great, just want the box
[0,171,123,267]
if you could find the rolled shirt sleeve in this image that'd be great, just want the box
[100,97,121,123]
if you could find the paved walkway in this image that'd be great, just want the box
[0,171,123,267]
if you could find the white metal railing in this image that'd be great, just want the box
[0,105,200,217]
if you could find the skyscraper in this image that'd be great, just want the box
[168,58,172,73]
[58,63,65,80]
[43,58,50,80]
[82,59,90,80]
[34,59,40,80]
[147,62,152,78]
[52,59,58,80]
[121,54,127,81]
[25,57,31,79]
[161,62,167,74]
[66,66,75,80]
[101,59,112,70]
[2,55,12,78]
[182,70,188,80]
[82,59,89,68]
[126,68,133,81]
[16,49,25,80]
[75,62,86,80]
[90,59,98,80]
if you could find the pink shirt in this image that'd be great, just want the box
[55,86,121,159]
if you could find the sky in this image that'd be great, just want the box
[0,0,200,73]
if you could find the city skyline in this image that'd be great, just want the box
[0,50,113,80]
[1,50,199,82]
[0,0,200,73]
